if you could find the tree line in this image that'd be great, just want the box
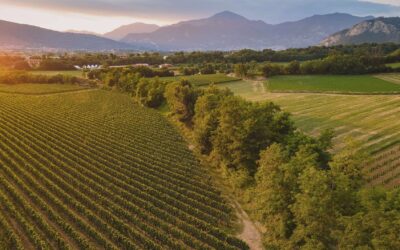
[251,55,393,78]
[4,43,400,71]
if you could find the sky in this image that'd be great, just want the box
[0,0,399,33]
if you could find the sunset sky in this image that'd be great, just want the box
[0,0,399,33]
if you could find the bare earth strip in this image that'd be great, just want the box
[234,201,264,250]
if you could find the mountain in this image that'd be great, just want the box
[66,29,102,36]
[269,13,374,49]
[321,17,400,46]
[121,11,372,51]
[122,11,272,51]
[0,20,135,50]
[104,23,160,40]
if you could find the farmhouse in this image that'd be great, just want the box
[26,57,42,68]
[159,64,173,69]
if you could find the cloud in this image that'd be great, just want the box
[0,0,399,23]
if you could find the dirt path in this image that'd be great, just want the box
[250,80,267,94]
[233,201,264,250]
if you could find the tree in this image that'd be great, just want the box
[193,86,233,154]
[261,63,284,77]
[337,188,400,249]
[200,64,216,75]
[211,97,293,175]
[254,144,325,249]
[291,166,338,249]
[135,78,166,108]
[234,63,249,78]
[286,61,300,74]
[254,144,292,248]
[13,61,31,70]
[164,80,199,122]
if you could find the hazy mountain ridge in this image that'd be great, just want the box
[104,23,160,40]
[322,17,400,46]
[65,29,102,36]
[122,11,372,51]
[0,12,377,51]
[0,20,135,50]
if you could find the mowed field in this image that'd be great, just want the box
[29,70,83,77]
[218,76,400,188]
[266,75,400,94]
[160,74,240,86]
[387,62,400,69]
[0,86,246,249]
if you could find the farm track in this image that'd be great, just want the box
[0,90,247,249]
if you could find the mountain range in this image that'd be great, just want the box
[321,17,400,46]
[0,20,133,50]
[121,11,373,50]
[0,11,388,51]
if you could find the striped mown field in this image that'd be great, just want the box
[0,87,246,249]
[218,80,400,188]
[160,74,240,86]
[374,73,400,85]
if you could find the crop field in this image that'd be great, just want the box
[266,75,400,93]
[219,80,400,188]
[29,70,83,77]
[0,87,246,249]
[0,83,86,95]
[160,73,240,86]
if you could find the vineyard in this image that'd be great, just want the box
[219,80,400,188]
[365,146,400,188]
[0,83,87,95]
[0,88,247,249]
[160,74,240,86]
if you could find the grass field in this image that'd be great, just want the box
[266,75,400,93]
[387,62,400,69]
[0,88,246,249]
[29,70,83,77]
[218,80,400,188]
[0,83,86,95]
[160,73,240,86]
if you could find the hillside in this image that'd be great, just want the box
[0,88,246,249]
[104,22,160,40]
[0,20,134,50]
[271,13,374,49]
[321,17,400,46]
[122,11,372,50]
